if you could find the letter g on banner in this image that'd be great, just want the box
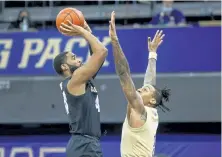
[0,39,13,69]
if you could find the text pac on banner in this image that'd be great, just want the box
[0,26,220,75]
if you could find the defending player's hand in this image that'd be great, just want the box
[109,11,118,40]
[148,30,165,52]
[60,20,85,36]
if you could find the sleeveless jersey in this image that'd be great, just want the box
[121,106,159,157]
[60,77,101,138]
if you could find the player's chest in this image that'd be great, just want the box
[85,85,100,113]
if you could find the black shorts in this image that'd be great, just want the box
[66,134,103,157]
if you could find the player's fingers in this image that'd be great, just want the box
[109,21,113,30]
[111,11,115,19]
[113,11,115,20]
[67,20,75,27]
[111,11,115,23]
[67,20,82,30]
[153,30,159,41]
[84,20,89,27]
[61,23,72,30]
[111,12,113,21]
[148,37,151,44]
[158,40,163,46]
[158,30,163,37]
[160,34,165,40]
[60,26,70,32]
[60,26,72,34]
[70,24,81,31]
[156,30,163,41]
[156,34,165,45]
[155,33,164,44]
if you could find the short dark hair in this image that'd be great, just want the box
[153,86,171,112]
[53,52,69,75]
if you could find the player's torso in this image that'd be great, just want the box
[60,78,101,138]
[121,107,159,157]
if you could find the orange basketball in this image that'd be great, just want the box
[56,8,85,33]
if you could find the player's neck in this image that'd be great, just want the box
[63,72,72,79]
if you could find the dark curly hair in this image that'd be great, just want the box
[153,86,171,112]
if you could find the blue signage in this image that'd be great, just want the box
[0,26,220,75]
[0,135,220,157]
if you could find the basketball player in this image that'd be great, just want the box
[109,11,170,157]
[53,20,107,157]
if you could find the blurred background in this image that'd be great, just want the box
[0,0,221,157]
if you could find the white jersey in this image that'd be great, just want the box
[121,106,159,157]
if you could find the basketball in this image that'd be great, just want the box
[56,8,85,33]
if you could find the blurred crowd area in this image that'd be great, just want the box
[0,0,221,31]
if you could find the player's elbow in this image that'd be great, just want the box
[97,47,108,60]
[101,47,108,57]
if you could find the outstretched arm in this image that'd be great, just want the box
[143,30,165,86]
[143,58,157,86]
[109,11,145,115]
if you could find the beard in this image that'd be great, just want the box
[67,63,80,74]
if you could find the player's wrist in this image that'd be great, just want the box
[85,27,92,33]
[149,52,157,60]
[81,29,91,37]
[111,36,119,42]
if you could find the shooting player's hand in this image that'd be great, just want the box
[60,20,85,36]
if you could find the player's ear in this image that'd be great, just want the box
[149,98,156,105]
[61,64,68,71]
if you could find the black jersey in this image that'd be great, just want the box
[60,77,101,138]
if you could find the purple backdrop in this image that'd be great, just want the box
[0,135,220,157]
[0,26,220,75]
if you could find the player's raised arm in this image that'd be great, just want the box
[109,11,145,115]
[60,21,108,85]
[84,21,103,79]
[143,30,164,86]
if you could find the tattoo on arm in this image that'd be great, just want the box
[111,39,131,85]
[143,58,157,86]
[111,39,144,113]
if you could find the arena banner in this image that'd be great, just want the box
[0,26,220,75]
[0,135,220,157]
